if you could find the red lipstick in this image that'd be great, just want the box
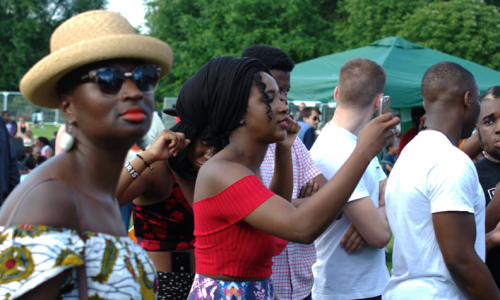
[121,107,146,122]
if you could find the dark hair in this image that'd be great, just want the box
[241,45,295,72]
[479,86,500,103]
[299,107,320,120]
[386,139,396,151]
[37,136,51,146]
[253,72,273,122]
[421,62,476,102]
[338,58,386,109]
[167,121,212,180]
[2,111,9,116]
[411,107,426,130]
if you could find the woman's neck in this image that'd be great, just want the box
[225,135,269,174]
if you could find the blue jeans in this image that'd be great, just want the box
[119,202,133,231]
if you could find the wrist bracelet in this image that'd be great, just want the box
[136,154,154,174]
[125,162,141,180]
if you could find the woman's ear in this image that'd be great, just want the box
[59,95,76,125]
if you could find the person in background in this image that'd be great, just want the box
[398,107,425,157]
[310,58,392,300]
[473,86,500,288]
[49,131,57,150]
[2,111,17,137]
[32,111,38,128]
[20,145,46,172]
[16,117,29,137]
[37,110,44,129]
[37,136,54,159]
[382,138,398,176]
[384,62,500,300]
[0,115,19,206]
[299,102,306,111]
[297,107,320,150]
[242,44,329,300]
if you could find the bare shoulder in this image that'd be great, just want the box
[0,180,79,230]
[194,157,254,200]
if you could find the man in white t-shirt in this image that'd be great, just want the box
[383,62,500,300]
[310,58,392,300]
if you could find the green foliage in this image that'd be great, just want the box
[398,0,500,71]
[0,0,107,91]
[146,0,339,97]
[334,0,429,50]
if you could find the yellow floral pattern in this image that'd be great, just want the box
[0,225,157,299]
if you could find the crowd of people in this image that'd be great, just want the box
[0,9,500,300]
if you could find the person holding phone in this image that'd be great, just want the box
[310,58,393,300]
[174,56,399,300]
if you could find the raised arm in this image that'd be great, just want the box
[116,130,189,206]
[268,118,299,201]
[245,114,400,244]
[461,129,483,160]
[434,211,500,300]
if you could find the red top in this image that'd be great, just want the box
[194,175,287,278]
[398,128,418,157]
[132,164,195,251]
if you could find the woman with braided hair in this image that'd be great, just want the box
[175,56,400,300]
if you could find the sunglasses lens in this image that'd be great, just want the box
[133,66,159,93]
[96,69,123,95]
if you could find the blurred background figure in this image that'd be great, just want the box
[382,138,398,176]
[20,145,46,172]
[299,102,306,111]
[36,136,53,159]
[298,107,320,150]
[2,111,17,137]
[398,107,426,156]
[16,117,29,137]
[0,115,19,206]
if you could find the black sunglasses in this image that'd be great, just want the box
[312,116,319,121]
[79,65,161,95]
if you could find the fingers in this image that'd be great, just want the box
[342,224,365,254]
[287,118,300,134]
[341,224,355,248]
[350,238,365,254]
[298,183,307,199]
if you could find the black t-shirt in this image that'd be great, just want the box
[475,157,500,287]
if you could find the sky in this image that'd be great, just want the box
[106,0,148,33]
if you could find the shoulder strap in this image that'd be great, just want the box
[2,178,88,299]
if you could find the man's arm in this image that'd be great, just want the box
[485,182,500,233]
[291,173,327,207]
[433,211,500,299]
[461,129,483,160]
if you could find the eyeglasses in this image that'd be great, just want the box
[312,116,319,121]
[79,65,161,95]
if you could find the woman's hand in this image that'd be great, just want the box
[357,113,400,159]
[141,130,190,164]
[277,117,300,148]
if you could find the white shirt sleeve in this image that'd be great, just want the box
[428,158,475,214]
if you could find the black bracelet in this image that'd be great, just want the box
[136,154,154,174]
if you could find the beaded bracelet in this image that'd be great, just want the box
[125,162,141,180]
[136,154,154,174]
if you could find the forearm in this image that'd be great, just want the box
[291,148,372,243]
[461,131,483,160]
[448,255,500,300]
[116,151,154,204]
[486,195,500,232]
[268,144,293,201]
[291,197,307,208]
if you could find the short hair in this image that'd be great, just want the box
[299,107,320,120]
[337,58,387,109]
[411,107,426,130]
[479,86,500,103]
[241,45,295,72]
[421,62,476,102]
[386,138,396,151]
[2,111,9,116]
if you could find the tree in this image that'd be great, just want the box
[146,0,339,97]
[398,0,500,71]
[0,0,107,91]
[334,0,429,50]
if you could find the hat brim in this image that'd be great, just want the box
[162,108,177,117]
[20,34,173,109]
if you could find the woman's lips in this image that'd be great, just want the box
[278,117,289,129]
[121,108,146,122]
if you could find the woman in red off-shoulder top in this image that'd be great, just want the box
[174,56,399,300]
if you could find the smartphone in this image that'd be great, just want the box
[376,96,391,117]
[171,250,191,273]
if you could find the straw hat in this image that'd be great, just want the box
[20,10,173,109]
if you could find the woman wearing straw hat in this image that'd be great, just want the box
[0,10,184,299]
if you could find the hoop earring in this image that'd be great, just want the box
[59,124,74,151]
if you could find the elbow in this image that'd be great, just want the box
[365,232,392,249]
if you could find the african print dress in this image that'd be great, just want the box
[0,225,158,299]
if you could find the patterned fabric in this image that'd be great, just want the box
[133,163,195,251]
[187,274,274,300]
[157,271,194,300]
[260,139,322,300]
[0,225,158,299]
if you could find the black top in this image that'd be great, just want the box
[475,157,500,287]
[20,154,46,171]
[0,116,20,205]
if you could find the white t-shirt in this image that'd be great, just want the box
[383,130,485,300]
[310,124,389,300]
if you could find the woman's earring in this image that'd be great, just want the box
[59,124,74,151]
[239,120,244,125]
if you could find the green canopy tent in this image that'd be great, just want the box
[289,36,500,131]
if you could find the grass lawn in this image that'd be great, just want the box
[29,123,61,140]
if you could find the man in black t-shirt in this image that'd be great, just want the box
[475,86,500,287]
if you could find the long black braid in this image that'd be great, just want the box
[253,72,273,121]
